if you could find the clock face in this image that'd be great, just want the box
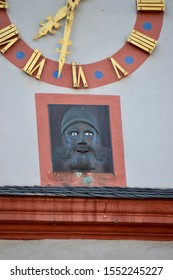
[0,0,165,88]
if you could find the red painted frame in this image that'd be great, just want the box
[35,94,126,187]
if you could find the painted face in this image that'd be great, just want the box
[63,122,98,171]
[64,122,97,148]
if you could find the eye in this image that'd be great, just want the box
[84,131,93,136]
[69,131,78,136]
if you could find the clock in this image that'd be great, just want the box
[0,0,165,89]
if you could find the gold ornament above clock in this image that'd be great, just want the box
[0,0,165,88]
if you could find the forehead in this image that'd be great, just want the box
[66,122,96,132]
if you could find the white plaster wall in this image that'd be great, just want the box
[0,0,173,188]
[0,240,173,260]
[0,0,173,260]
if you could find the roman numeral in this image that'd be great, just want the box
[23,49,46,79]
[0,24,19,54]
[136,0,165,11]
[72,62,88,88]
[110,57,128,79]
[0,1,8,8]
[127,30,157,54]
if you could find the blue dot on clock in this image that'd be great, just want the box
[94,71,103,79]
[53,70,62,79]
[143,22,152,31]
[16,51,25,60]
[125,56,134,64]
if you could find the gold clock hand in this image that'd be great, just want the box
[0,1,8,8]
[56,0,81,78]
[34,5,68,40]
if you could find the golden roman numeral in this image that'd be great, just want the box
[72,62,88,88]
[136,0,165,12]
[0,1,8,8]
[127,29,157,54]
[23,50,46,79]
[110,57,128,79]
[0,24,19,53]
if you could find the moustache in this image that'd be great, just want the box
[55,145,108,163]
[69,144,96,155]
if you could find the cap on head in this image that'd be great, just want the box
[61,106,99,134]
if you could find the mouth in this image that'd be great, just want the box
[71,145,95,155]
[76,148,89,153]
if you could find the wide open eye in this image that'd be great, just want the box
[69,131,78,137]
[84,131,93,136]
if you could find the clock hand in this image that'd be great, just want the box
[0,1,8,8]
[56,0,81,78]
[34,5,68,40]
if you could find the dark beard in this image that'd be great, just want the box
[53,144,108,172]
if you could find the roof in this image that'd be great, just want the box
[0,186,173,199]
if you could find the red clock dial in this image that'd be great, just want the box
[0,1,164,88]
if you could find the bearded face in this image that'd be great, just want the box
[62,122,98,171]
[53,119,108,172]
[52,106,111,173]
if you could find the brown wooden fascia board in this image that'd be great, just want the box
[0,196,173,240]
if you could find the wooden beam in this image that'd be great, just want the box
[0,195,173,240]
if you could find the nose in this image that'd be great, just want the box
[78,131,86,144]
